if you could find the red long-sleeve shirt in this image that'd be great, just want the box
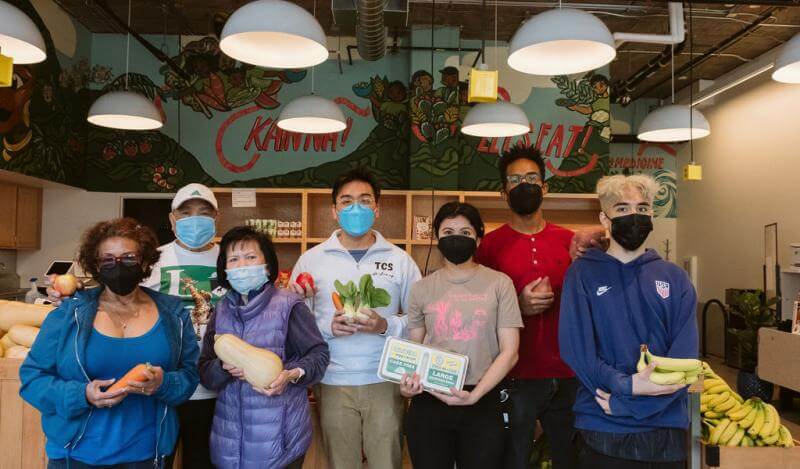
[476,223,575,379]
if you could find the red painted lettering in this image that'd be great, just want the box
[535,123,552,150]
[545,124,564,158]
[563,125,584,157]
[244,116,272,152]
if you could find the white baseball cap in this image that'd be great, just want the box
[172,183,218,211]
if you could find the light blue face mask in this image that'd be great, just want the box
[225,264,269,295]
[338,203,375,237]
[175,216,216,249]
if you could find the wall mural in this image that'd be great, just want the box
[0,0,90,187]
[609,142,678,218]
[1,0,612,195]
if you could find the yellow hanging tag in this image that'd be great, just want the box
[683,163,702,181]
[0,54,12,88]
[468,67,498,103]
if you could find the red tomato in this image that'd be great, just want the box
[296,272,315,291]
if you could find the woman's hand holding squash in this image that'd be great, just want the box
[222,362,246,379]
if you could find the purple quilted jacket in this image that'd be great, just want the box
[210,287,312,469]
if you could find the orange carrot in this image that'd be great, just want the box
[108,363,152,393]
[332,292,344,311]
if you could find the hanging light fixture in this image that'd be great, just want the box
[638,17,710,143]
[461,0,529,138]
[87,0,163,130]
[462,101,530,137]
[277,0,345,134]
[772,33,800,83]
[637,104,710,142]
[0,0,46,64]
[220,0,328,69]
[508,8,615,76]
[277,95,346,133]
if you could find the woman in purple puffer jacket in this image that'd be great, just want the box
[198,226,329,469]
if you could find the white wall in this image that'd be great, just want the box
[16,187,122,287]
[676,72,800,303]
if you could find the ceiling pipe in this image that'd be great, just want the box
[612,40,687,104]
[630,6,779,101]
[612,2,684,48]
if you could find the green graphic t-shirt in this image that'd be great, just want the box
[143,241,225,400]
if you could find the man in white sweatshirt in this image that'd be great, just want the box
[291,168,421,469]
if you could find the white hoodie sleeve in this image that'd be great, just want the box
[382,254,423,338]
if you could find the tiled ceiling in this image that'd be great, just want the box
[54,0,800,100]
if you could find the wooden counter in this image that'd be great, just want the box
[758,328,800,393]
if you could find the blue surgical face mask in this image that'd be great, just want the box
[175,216,216,249]
[338,203,375,237]
[225,264,269,295]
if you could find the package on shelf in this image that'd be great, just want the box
[414,215,432,240]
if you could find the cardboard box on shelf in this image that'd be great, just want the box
[701,442,800,468]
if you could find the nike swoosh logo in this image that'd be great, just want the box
[597,286,612,296]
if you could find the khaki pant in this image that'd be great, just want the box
[316,382,404,469]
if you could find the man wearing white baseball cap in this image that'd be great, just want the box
[142,182,225,469]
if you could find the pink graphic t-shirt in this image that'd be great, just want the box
[407,264,523,385]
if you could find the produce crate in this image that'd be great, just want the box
[759,328,800,393]
[0,358,46,469]
[701,442,800,468]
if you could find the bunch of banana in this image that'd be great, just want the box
[700,362,794,448]
[637,344,702,385]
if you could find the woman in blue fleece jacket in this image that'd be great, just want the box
[559,175,698,469]
[19,219,199,469]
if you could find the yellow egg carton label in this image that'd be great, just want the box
[378,337,469,395]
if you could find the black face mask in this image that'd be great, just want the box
[608,214,653,251]
[98,263,144,296]
[507,183,543,216]
[438,235,477,265]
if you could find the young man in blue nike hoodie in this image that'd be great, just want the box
[559,174,698,469]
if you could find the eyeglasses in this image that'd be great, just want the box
[336,196,376,209]
[506,172,542,187]
[98,252,141,270]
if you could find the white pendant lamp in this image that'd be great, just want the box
[508,8,616,76]
[277,95,346,134]
[462,102,529,138]
[276,0,344,134]
[637,104,710,142]
[220,0,328,69]
[0,0,46,64]
[87,0,163,130]
[772,33,800,83]
[87,91,163,130]
[460,0,529,138]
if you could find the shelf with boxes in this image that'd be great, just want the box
[210,188,599,273]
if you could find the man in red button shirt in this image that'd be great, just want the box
[476,144,602,469]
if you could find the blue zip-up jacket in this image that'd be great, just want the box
[18,287,200,466]
[558,248,698,433]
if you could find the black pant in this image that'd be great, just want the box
[176,398,215,469]
[578,442,685,469]
[405,388,505,469]
[504,377,579,469]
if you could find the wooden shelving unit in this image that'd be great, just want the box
[211,188,599,273]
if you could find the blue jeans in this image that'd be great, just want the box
[47,459,155,469]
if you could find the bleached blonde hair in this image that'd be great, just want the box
[596,174,660,213]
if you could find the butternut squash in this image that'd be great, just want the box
[214,334,283,388]
[0,332,16,351]
[5,345,29,360]
[8,325,39,348]
[0,300,54,331]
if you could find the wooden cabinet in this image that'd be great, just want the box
[211,188,599,274]
[0,183,42,250]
